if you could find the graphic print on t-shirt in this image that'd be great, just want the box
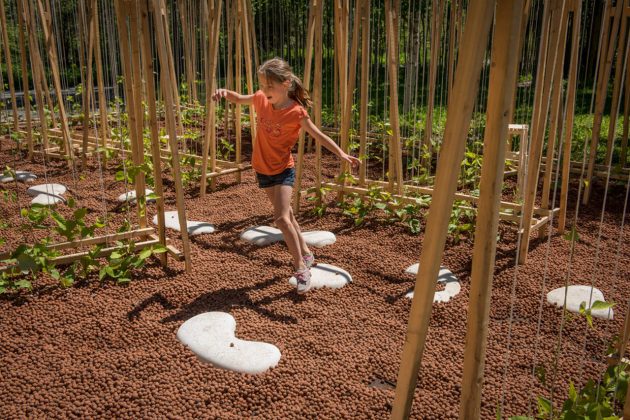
[256,115,282,137]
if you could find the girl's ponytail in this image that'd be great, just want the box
[289,75,312,109]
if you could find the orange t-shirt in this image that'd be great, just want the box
[252,90,308,175]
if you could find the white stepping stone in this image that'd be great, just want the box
[404,264,461,303]
[26,183,66,197]
[547,285,613,320]
[302,231,336,248]
[0,170,37,183]
[289,263,352,290]
[31,194,64,206]
[152,211,215,235]
[241,225,336,248]
[117,188,155,204]
[240,226,283,246]
[177,312,281,374]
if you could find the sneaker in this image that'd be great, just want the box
[294,268,312,294]
[303,253,315,268]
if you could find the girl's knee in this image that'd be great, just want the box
[274,214,292,229]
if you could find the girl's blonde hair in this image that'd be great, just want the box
[258,58,312,108]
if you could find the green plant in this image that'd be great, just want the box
[448,201,476,243]
[306,185,332,217]
[49,198,105,242]
[99,241,167,285]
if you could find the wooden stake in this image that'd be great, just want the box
[151,0,193,272]
[391,0,495,416]
[358,0,370,186]
[584,0,625,204]
[604,12,629,165]
[16,0,33,160]
[314,0,324,204]
[518,0,567,264]
[199,0,222,197]
[0,0,19,131]
[92,0,109,155]
[622,48,630,168]
[558,0,583,234]
[385,0,403,194]
[459,1,524,417]
[422,0,445,171]
[540,4,570,213]
[293,0,318,214]
[36,0,74,166]
[140,0,167,266]
[239,0,257,143]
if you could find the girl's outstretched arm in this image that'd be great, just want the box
[212,88,254,105]
[300,117,361,169]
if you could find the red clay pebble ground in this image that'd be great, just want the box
[1,137,629,419]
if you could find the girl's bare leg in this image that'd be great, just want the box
[263,185,308,270]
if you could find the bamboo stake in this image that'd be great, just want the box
[36,0,74,166]
[391,0,495,416]
[199,0,223,197]
[139,0,167,266]
[421,0,444,170]
[16,0,33,160]
[239,0,257,144]
[518,0,567,264]
[178,0,195,103]
[604,12,629,165]
[0,0,19,131]
[151,0,193,272]
[314,0,324,204]
[540,4,570,212]
[385,0,403,194]
[558,0,583,234]
[459,1,524,417]
[358,0,370,186]
[447,0,458,101]
[80,0,97,170]
[584,0,625,204]
[114,0,147,229]
[293,0,317,214]
[92,0,109,154]
[622,49,630,168]
[22,0,49,153]
[246,0,259,70]
[232,0,242,192]
[507,0,533,123]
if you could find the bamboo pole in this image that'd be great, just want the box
[80,0,96,170]
[0,0,19,131]
[622,50,630,168]
[139,0,167,266]
[390,0,495,417]
[507,0,533,123]
[36,0,74,166]
[151,0,193,272]
[293,0,317,214]
[239,0,256,145]
[421,0,444,170]
[314,0,324,204]
[246,0,259,70]
[385,0,403,195]
[22,0,49,153]
[92,0,109,154]
[518,0,567,265]
[232,0,242,192]
[115,0,147,229]
[604,13,629,165]
[540,4,570,213]
[358,0,370,186]
[178,0,195,103]
[16,0,33,160]
[199,0,223,197]
[447,0,458,101]
[584,0,625,204]
[459,1,524,417]
[558,0,583,234]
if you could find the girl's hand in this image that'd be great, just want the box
[341,153,361,170]
[212,88,228,102]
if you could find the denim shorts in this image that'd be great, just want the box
[256,167,296,188]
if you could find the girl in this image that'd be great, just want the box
[213,58,360,294]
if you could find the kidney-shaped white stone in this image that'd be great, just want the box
[404,264,461,303]
[547,285,613,320]
[152,211,215,235]
[177,312,281,374]
[240,225,283,246]
[289,263,352,290]
[1,170,37,183]
[27,183,66,197]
